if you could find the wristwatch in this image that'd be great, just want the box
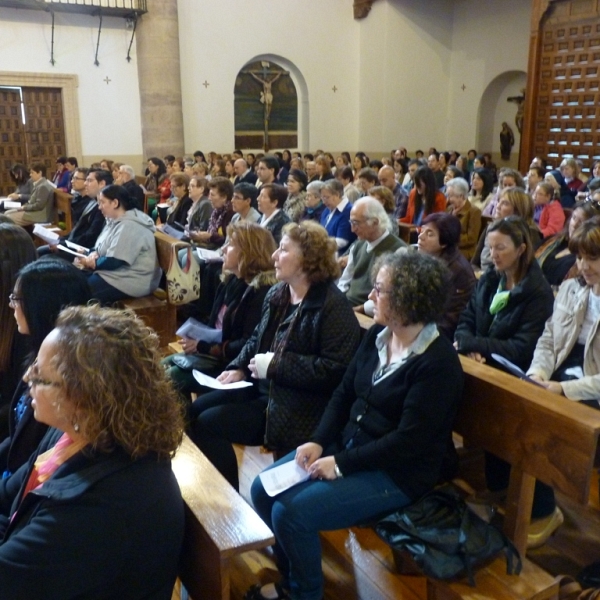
[334,462,343,479]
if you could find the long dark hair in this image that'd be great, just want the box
[413,166,438,217]
[16,258,92,357]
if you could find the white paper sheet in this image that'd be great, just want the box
[1,200,21,209]
[176,318,222,344]
[33,224,60,245]
[491,353,544,387]
[195,248,223,262]
[259,460,311,497]
[192,370,253,390]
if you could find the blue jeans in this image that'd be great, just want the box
[250,451,412,600]
[86,273,129,305]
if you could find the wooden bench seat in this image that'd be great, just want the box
[118,230,182,348]
[172,434,275,600]
[344,313,600,599]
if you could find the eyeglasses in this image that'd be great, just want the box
[349,219,367,227]
[23,360,62,389]
[585,196,600,211]
[372,282,392,297]
[71,176,86,181]
[8,293,23,308]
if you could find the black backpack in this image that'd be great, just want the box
[375,486,522,586]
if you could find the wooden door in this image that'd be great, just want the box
[22,87,66,178]
[0,88,27,197]
[523,0,600,172]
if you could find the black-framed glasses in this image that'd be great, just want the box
[23,360,62,389]
[585,196,600,211]
[8,293,23,308]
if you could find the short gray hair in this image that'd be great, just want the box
[445,177,469,197]
[355,197,391,233]
[307,180,325,195]
[120,165,135,180]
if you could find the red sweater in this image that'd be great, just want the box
[400,189,447,225]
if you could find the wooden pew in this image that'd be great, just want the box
[53,190,74,235]
[171,434,275,600]
[343,313,600,599]
[117,230,181,348]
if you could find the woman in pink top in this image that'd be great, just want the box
[534,182,565,238]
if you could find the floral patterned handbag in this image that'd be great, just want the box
[165,243,200,305]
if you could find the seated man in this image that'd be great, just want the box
[118,165,145,210]
[337,197,406,309]
[5,163,55,227]
[231,182,261,226]
[38,168,111,260]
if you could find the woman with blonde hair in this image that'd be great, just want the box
[191,221,361,490]
[369,185,399,236]
[0,305,185,598]
[164,221,278,402]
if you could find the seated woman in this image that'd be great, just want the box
[159,173,192,229]
[164,221,277,402]
[190,221,361,491]
[456,215,554,370]
[258,184,292,245]
[0,258,91,478]
[369,185,400,236]
[472,187,540,271]
[247,251,464,600]
[183,175,212,239]
[283,169,308,223]
[0,305,184,598]
[188,176,234,251]
[315,154,334,182]
[445,177,481,260]
[0,225,37,430]
[533,181,565,239]
[546,168,576,209]
[320,179,356,254]
[467,167,494,213]
[399,166,446,226]
[536,197,600,287]
[482,168,525,218]
[560,157,583,196]
[144,157,169,215]
[5,164,55,227]
[455,217,557,548]
[75,185,160,304]
[528,216,600,403]
[6,164,32,205]
[299,181,325,223]
[418,213,476,340]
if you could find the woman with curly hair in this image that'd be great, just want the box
[191,221,361,491]
[247,251,463,600]
[0,305,185,598]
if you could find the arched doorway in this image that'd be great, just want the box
[476,71,527,168]
[234,55,308,151]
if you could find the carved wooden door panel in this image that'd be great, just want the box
[532,1,600,172]
[22,87,66,177]
[0,88,27,197]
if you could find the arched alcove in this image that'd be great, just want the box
[235,54,308,151]
[476,71,527,166]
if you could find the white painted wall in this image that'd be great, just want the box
[0,6,143,161]
[447,0,531,154]
[177,0,361,154]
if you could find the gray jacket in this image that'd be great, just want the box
[21,178,55,222]
[528,278,600,400]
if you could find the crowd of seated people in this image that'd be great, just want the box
[4,143,600,597]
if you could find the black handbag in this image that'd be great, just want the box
[375,486,522,586]
[170,352,221,373]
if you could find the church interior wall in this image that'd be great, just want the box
[0,7,144,167]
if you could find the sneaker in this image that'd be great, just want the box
[527,506,564,549]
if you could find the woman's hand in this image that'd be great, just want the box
[308,456,337,480]
[179,337,198,354]
[216,369,245,384]
[467,352,486,363]
[338,255,349,269]
[75,252,97,270]
[295,442,323,470]
[7,193,19,200]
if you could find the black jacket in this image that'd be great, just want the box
[65,203,106,250]
[229,281,361,449]
[454,260,554,371]
[312,326,463,500]
[0,428,183,599]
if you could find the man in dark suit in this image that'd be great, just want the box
[118,164,145,210]
[233,159,257,185]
